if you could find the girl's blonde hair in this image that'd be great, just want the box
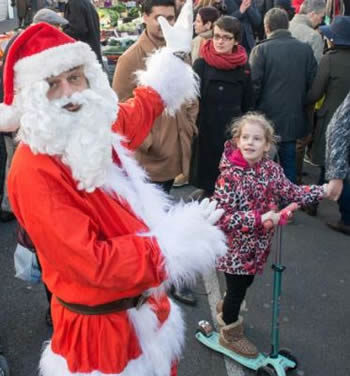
[230,112,277,146]
[195,0,215,9]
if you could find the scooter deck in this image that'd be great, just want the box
[196,331,296,373]
[195,330,266,371]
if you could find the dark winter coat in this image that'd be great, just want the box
[213,141,325,275]
[13,0,30,19]
[307,48,350,166]
[225,0,261,54]
[189,58,254,193]
[249,29,317,142]
[63,0,103,65]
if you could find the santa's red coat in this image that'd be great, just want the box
[8,87,181,375]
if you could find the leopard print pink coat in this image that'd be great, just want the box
[213,141,325,275]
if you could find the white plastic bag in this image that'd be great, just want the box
[14,244,41,284]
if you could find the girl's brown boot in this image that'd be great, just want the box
[219,316,258,358]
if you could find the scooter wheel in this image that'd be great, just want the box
[279,348,298,370]
[197,320,214,336]
[257,365,277,376]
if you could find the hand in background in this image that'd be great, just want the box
[326,179,343,201]
[240,0,252,14]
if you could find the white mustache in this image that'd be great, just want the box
[50,89,99,109]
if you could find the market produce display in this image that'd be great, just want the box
[97,0,142,82]
[103,35,138,57]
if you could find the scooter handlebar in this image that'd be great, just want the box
[263,203,299,230]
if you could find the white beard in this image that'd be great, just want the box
[16,80,119,192]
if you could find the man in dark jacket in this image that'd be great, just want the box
[249,7,317,183]
[63,0,103,65]
[225,0,261,53]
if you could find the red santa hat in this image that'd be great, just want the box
[0,22,101,132]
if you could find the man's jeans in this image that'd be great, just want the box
[278,141,297,184]
[1,136,15,212]
[339,178,350,225]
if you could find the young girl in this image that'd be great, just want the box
[212,112,329,358]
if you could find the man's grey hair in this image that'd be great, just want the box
[299,0,326,14]
[264,8,289,32]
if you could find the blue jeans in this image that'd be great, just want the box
[339,179,350,225]
[278,141,297,184]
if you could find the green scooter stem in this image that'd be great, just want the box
[270,263,286,358]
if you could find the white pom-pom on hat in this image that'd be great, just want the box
[0,103,21,131]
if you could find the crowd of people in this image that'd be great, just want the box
[0,0,349,374]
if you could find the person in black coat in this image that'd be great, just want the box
[225,0,261,53]
[63,0,103,65]
[190,16,254,196]
[0,36,17,223]
[249,8,317,183]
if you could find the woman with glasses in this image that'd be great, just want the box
[189,16,254,199]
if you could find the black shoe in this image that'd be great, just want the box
[0,354,10,376]
[302,203,318,217]
[45,308,53,327]
[0,211,16,222]
[171,286,197,306]
[327,221,350,236]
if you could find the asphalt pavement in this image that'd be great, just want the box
[0,164,349,376]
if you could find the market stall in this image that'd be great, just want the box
[96,0,143,81]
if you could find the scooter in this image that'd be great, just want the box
[195,203,299,376]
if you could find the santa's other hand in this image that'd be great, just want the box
[158,0,193,53]
[199,199,224,224]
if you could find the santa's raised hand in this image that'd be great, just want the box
[158,0,193,53]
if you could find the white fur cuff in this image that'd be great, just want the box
[151,201,227,289]
[135,48,199,115]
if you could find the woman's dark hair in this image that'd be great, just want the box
[198,6,220,25]
[214,16,241,42]
[142,0,175,15]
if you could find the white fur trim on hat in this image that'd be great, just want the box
[0,103,21,131]
[14,42,99,90]
[135,47,199,116]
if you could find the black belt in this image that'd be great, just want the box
[56,294,148,315]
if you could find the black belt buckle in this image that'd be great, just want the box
[136,294,148,310]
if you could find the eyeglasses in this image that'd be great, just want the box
[213,33,234,42]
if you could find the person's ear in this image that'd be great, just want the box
[206,21,212,30]
[264,22,270,36]
[234,136,240,148]
[264,141,271,153]
[143,12,148,24]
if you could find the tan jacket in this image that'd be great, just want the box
[112,31,198,182]
[191,29,213,64]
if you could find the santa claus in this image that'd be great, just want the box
[0,1,227,375]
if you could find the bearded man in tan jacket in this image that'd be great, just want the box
[113,0,198,193]
[113,0,199,304]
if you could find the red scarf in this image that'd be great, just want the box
[200,39,247,70]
